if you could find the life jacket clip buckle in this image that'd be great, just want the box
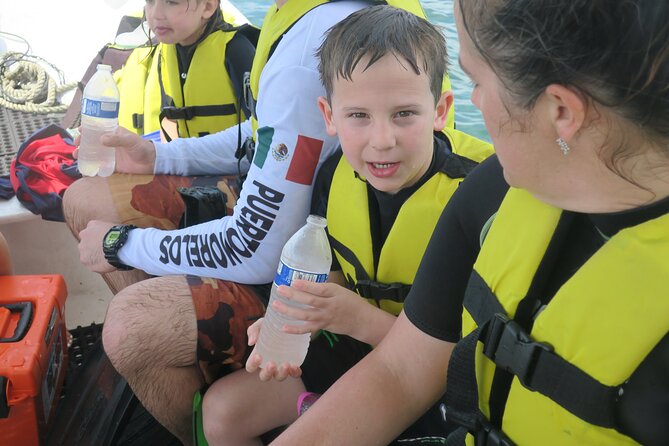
[482,313,553,390]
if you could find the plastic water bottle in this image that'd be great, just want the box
[78,64,119,177]
[255,215,332,367]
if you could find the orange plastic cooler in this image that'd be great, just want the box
[0,275,68,446]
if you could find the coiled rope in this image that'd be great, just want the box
[0,51,77,114]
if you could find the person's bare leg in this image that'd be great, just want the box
[102,275,200,445]
[202,369,305,446]
[62,176,150,293]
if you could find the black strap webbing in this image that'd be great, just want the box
[160,104,237,121]
[354,280,410,303]
[158,103,237,143]
[329,235,369,283]
[462,272,505,325]
[444,327,514,446]
[328,235,410,303]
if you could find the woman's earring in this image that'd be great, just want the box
[556,138,570,155]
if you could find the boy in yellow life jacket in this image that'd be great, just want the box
[200,6,493,444]
[115,0,255,140]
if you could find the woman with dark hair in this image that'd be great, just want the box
[271,0,669,444]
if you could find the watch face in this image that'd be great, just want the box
[104,230,122,249]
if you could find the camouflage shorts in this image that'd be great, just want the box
[188,276,270,384]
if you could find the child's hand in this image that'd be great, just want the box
[245,319,303,381]
[246,317,263,347]
[273,280,365,338]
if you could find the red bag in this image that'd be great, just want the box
[9,124,80,221]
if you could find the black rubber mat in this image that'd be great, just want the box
[51,323,285,445]
[45,324,180,446]
[0,107,64,176]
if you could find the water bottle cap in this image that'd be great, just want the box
[306,215,327,228]
[97,64,113,71]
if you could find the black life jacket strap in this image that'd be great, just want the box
[160,104,237,121]
[328,235,410,303]
[158,104,237,142]
[444,325,515,446]
[329,235,370,285]
[354,279,410,303]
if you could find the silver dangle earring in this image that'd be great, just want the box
[556,138,570,155]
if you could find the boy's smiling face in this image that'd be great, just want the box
[319,53,451,194]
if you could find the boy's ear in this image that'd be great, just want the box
[317,96,338,136]
[544,84,586,142]
[433,90,454,132]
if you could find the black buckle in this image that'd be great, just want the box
[482,313,553,390]
[354,280,409,302]
[161,106,194,120]
[235,137,255,163]
[475,420,514,446]
[242,71,256,118]
[132,113,144,130]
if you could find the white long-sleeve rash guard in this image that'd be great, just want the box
[117,1,368,285]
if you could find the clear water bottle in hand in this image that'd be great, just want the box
[78,64,119,177]
[255,215,332,368]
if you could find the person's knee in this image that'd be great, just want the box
[202,389,237,444]
[102,287,140,374]
[102,283,159,375]
[62,177,113,235]
[103,276,197,375]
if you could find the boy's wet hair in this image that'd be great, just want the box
[317,5,448,104]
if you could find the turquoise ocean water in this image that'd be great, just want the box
[231,0,489,142]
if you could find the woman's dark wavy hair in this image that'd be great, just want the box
[317,5,448,104]
[458,0,669,150]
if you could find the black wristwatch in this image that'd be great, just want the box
[102,224,137,271]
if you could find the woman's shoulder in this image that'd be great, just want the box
[449,155,509,227]
[455,154,508,212]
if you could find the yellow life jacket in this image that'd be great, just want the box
[157,28,241,138]
[456,188,669,445]
[116,29,242,139]
[248,0,456,141]
[115,6,254,139]
[116,45,161,134]
[327,129,492,314]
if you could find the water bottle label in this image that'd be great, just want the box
[274,262,327,287]
[82,98,119,119]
